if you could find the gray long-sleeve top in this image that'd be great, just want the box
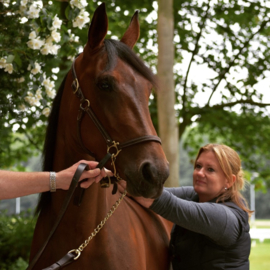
[150,186,241,247]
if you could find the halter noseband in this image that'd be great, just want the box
[71,57,162,190]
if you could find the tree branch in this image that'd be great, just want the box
[182,1,211,117]
[207,19,270,105]
[212,99,270,109]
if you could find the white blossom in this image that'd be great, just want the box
[40,42,60,55]
[18,104,26,111]
[36,89,42,100]
[4,63,13,74]
[27,38,45,50]
[28,4,41,19]
[29,31,37,39]
[40,44,50,55]
[17,77,25,83]
[1,0,10,7]
[45,88,56,99]
[20,0,28,7]
[24,95,39,106]
[68,30,79,43]
[70,0,88,9]
[42,107,51,117]
[49,44,60,55]
[73,10,90,29]
[51,15,62,30]
[43,77,55,90]
[31,62,42,74]
[51,30,61,43]
[24,88,43,106]
[0,58,7,68]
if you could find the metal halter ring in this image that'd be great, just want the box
[72,78,79,94]
[80,99,90,110]
[107,141,121,158]
[68,249,81,260]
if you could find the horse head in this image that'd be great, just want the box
[59,3,169,198]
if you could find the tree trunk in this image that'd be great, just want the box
[157,0,179,187]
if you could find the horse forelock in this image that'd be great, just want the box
[104,39,158,88]
[35,75,67,215]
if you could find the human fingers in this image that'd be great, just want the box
[79,178,96,189]
[79,168,101,182]
[94,168,113,183]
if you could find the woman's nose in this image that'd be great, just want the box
[197,168,205,177]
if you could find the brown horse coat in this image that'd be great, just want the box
[29,3,173,269]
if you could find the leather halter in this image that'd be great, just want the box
[71,57,162,186]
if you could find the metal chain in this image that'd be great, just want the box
[69,190,127,260]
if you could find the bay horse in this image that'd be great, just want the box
[29,3,173,270]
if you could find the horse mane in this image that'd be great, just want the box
[35,39,157,215]
[104,39,158,88]
[35,75,67,215]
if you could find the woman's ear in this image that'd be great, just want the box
[226,174,236,189]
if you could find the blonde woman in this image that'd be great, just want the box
[120,143,252,270]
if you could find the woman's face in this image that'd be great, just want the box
[193,150,229,202]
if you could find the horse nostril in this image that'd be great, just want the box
[141,162,155,183]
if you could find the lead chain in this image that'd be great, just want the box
[69,190,127,260]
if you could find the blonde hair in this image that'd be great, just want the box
[194,143,253,217]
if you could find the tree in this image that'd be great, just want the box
[157,0,179,187]
[172,0,270,186]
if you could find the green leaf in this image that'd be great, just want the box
[6,55,15,63]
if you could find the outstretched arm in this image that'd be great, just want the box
[0,160,112,200]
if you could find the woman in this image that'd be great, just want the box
[0,160,112,200]
[124,143,252,270]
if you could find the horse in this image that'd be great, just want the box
[29,3,173,270]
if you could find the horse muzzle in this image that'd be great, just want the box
[125,160,170,198]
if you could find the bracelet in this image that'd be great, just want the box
[50,172,56,192]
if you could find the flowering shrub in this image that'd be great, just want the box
[0,0,156,168]
[0,0,91,118]
[0,0,98,166]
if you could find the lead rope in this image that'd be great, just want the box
[42,190,127,270]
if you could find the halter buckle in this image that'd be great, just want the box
[80,99,90,110]
[72,78,79,94]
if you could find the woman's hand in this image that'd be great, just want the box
[117,180,154,208]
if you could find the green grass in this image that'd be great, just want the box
[250,240,270,270]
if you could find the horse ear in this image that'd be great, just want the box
[120,10,140,49]
[87,3,108,50]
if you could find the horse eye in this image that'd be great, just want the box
[97,81,112,92]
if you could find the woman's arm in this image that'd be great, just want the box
[150,189,240,246]
[117,181,196,208]
[0,160,112,200]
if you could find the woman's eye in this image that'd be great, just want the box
[195,164,201,169]
[208,168,214,172]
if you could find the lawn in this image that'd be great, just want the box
[250,240,270,270]
[249,220,270,270]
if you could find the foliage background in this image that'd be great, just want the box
[0,1,270,186]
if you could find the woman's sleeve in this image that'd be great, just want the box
[164,186,196,199]
[150,189,240,246]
